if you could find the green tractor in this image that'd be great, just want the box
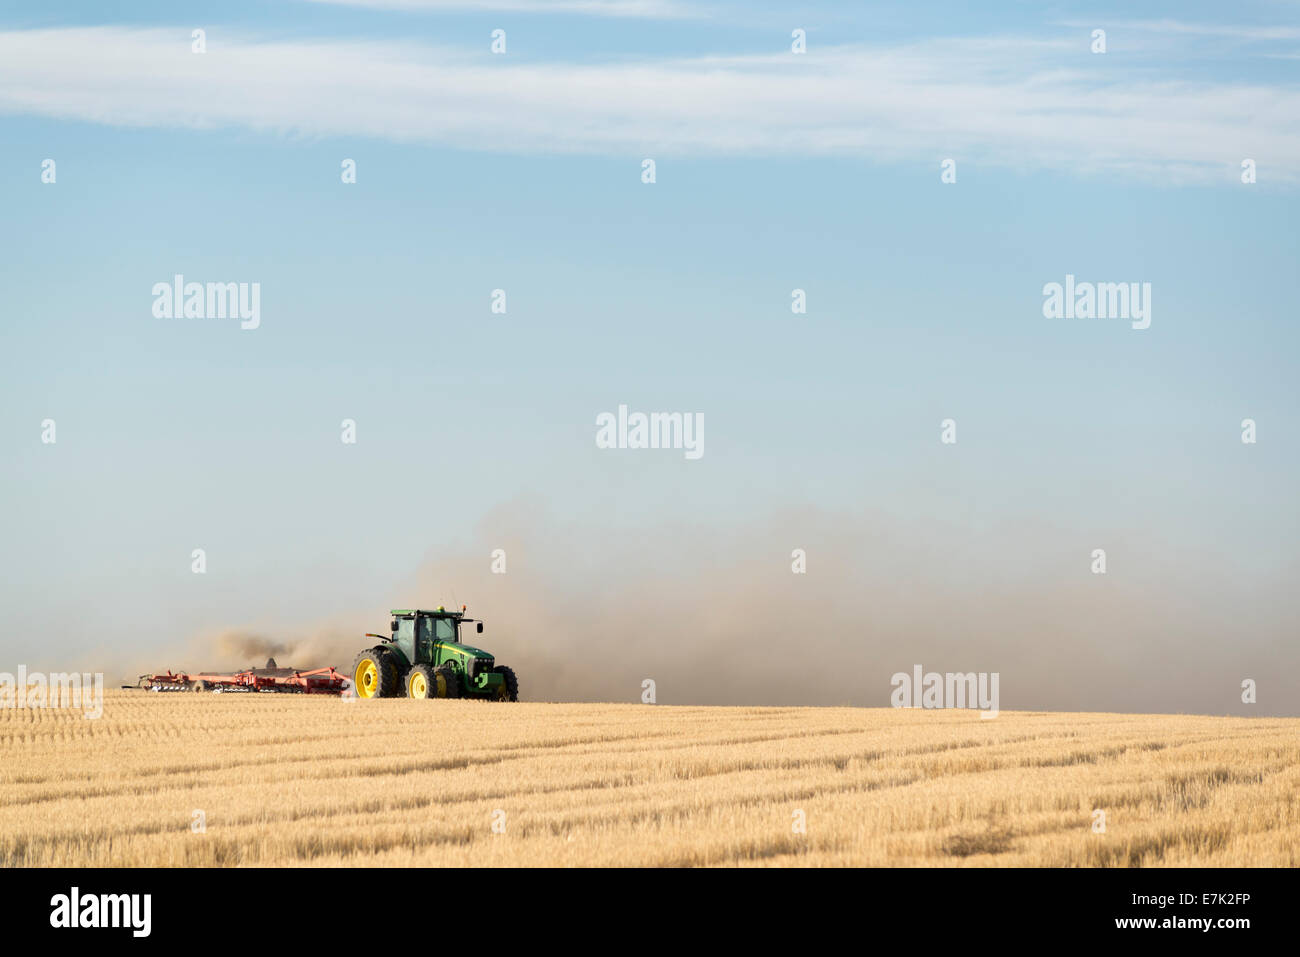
[351,607,519,702]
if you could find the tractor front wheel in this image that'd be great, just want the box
[406,664,459,699]
[432,665,460,699]
[352,648,399,699]
[492,665,519,702]
[406,664,432,699]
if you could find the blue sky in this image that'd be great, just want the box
[1,2,1297,710]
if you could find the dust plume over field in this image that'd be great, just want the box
[122,504,1296,715]
[2,694,1297,867]
[217,506,1294,714]
[214,632,291,663]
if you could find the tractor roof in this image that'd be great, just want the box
[391,608,462,617]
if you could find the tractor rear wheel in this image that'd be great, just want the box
[492,665,519,702]
[432,665,460,699]
[352,648,399,699]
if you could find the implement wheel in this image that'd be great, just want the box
[352,648,399,699]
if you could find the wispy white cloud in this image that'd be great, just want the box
[1,27,1296,183]
[1096,19,1300,42]
[301,0,697,18]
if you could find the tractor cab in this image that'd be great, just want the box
[387,608,495,684]
[391,607,482,652]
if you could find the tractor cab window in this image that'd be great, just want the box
[417,616,456,646]
[415,617,434,656]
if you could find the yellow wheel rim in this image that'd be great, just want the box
[409,671,428,699]
[434,674,448,698]
[355,660,379,698]
[496,682,509,700]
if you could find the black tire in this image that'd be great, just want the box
[193,680,209,693]
[352,647,400,699]
[493,665,519,702]
[406,664,435,699]
[433,665,460,699]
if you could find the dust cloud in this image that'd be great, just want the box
[155,502,1300,716]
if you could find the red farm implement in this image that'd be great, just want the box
[136,659,348,695]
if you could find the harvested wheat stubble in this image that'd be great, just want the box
[1,692,1296,867]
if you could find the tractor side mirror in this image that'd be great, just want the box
[476,622,484,634]
[390,621,398,631]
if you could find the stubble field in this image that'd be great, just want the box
[1,691,1296,867]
